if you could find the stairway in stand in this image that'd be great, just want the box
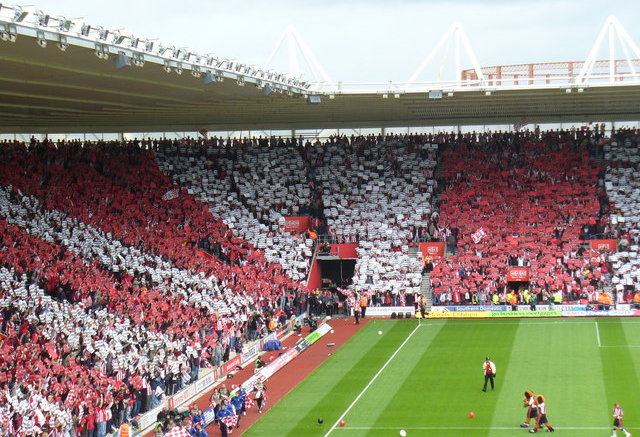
[408,245,433,312]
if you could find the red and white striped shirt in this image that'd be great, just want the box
[537,402,546,415]
[95,407,111,423]
[613,407,623,419]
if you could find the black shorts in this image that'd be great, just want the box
[528,408,538,419]
[538,414,548,424]
[614,418,623,428]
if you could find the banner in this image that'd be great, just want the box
[241,343,260,364]
[419,242,445,258]
[195,369,217,393]
[471,228,487,244]
[432,305,508,312]
[490,311,561,318]
[138,402,166,430]
[427,311,490,319]
[507,267,530,282]
[355,306,414,317]
[327,243,359,259]
[561,310,636,317]
[283,216,311,233]
[202,407,217,427]
[168,384,196,410]
[590,239,617,252]
[219,355,242,377]
[243,323,332,392]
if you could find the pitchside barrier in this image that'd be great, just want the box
[134,318,298,435]
[348,304,639,320]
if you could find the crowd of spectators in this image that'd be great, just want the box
[430,129,616,306]
[0,140,302,436]
[303,135,440,297]
[604,129,640,300]
[155,138,315,283]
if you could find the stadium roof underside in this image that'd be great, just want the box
[1,34,640,133]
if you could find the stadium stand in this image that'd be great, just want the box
[604,130,640,299]
[156,138,315,283]
[430,130,614,305]
[0,141,299,435]
[305,135,439,299]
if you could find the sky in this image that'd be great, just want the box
[15,0,640,83]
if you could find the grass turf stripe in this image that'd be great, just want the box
[487,318,609,437]
[241,320,414,437]
[322,322,423,437]
[599,318,640,429]
[360,319,519,437]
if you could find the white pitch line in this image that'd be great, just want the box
[432,320,640,327]
[323,324,422,437]
[595,320,602,347]
[335,426,640,430]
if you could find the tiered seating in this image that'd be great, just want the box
[431,132,608,303]
[308,136,438,295]
[0,143,299,300]
[604,131,640,295]
[0,141,301,435]
[156,141,314,282]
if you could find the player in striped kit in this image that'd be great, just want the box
[520,390,538,428]
[529,395,554,433]
[612,403,631,437]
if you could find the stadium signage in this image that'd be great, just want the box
[507,267,530,282]
[219,355,242,377]
[241,323,333,392]
[362,306,415,316]
[168,384,196,410]
[490,310,561,318]
[432,305,508,312]
[195,369,217,393]
[561,310,635,317]
[283,216,311,232]
[419,242,446,258]
[241,343,260,364]
[138,402,166,430]
[202,407,217,427]
[590,239,617,252]
[428,311,489,318]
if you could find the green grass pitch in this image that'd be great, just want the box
[242,318,640,437]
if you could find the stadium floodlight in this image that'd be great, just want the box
[36,30,46,48]
[447,92,454,97]
[99,28,109,41]
[35,11,50,27]
[565,88,572,93]
[57,34,68,51]
[112,32,126,45]
[114,52,131,69]
[382,94,389,99]
[58,18,72,32]
[328,94,335,99]
[577,88,584,92]
[394,93,401,98]
[13,8,28,23]
[484,90,492,96]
